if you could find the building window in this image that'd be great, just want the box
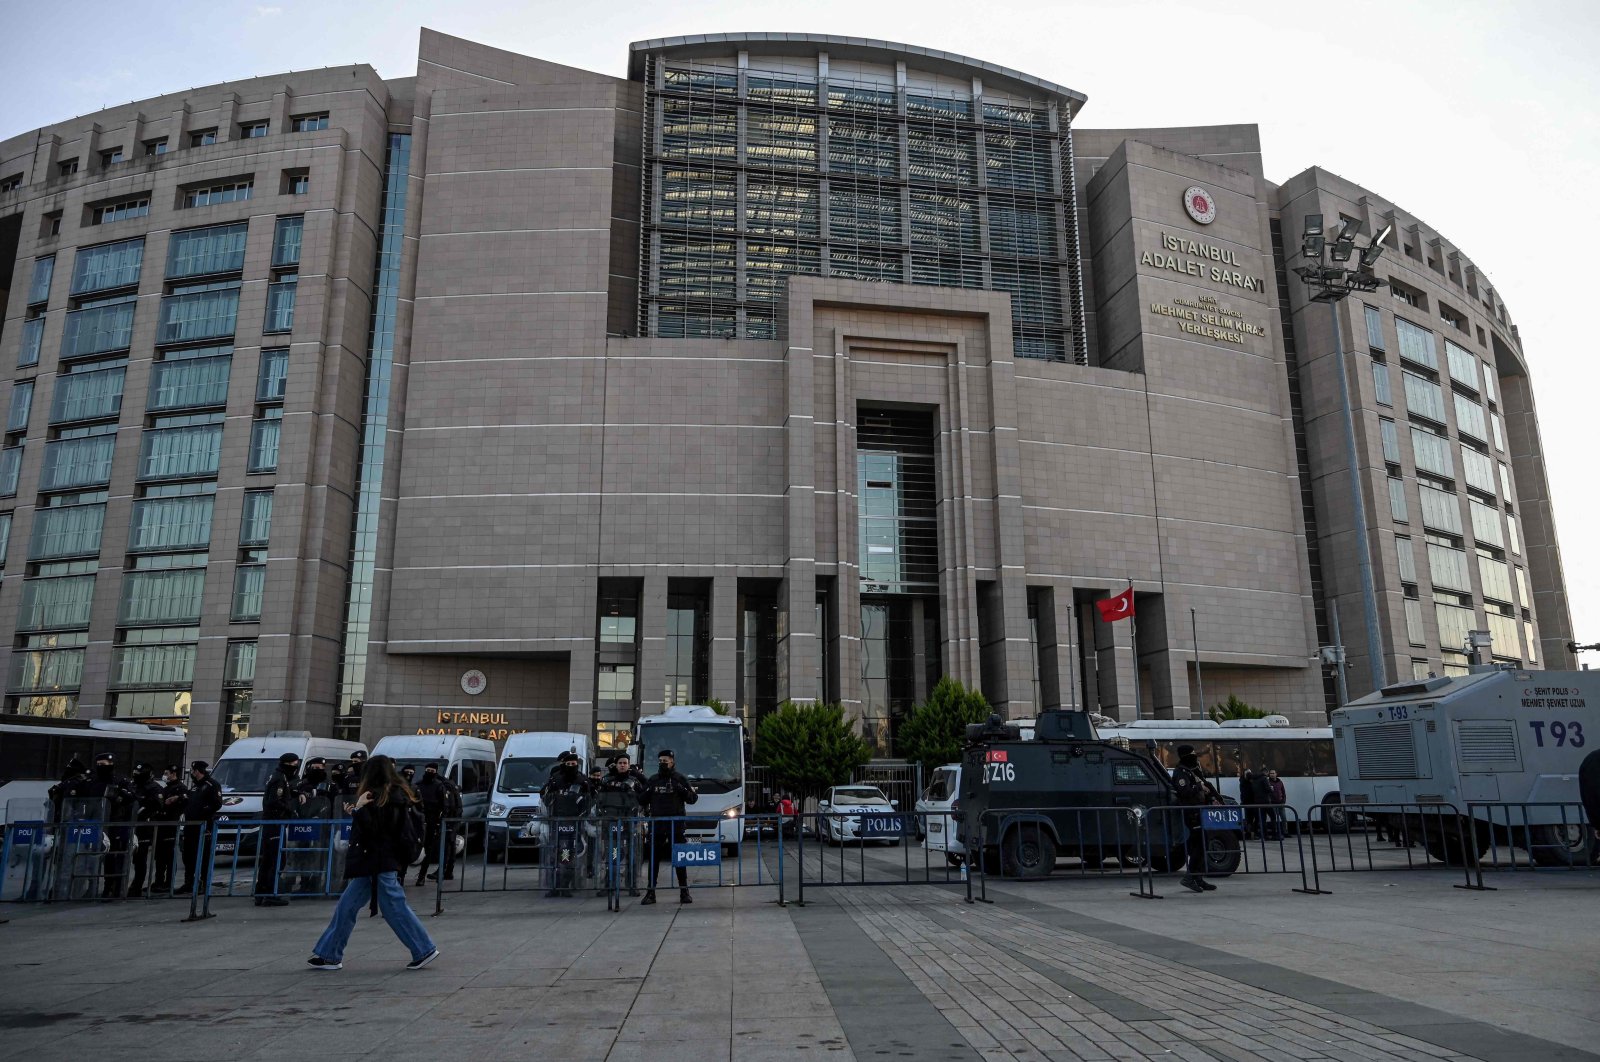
[91,197,150,225]
[290,113,329,132]
[138,419,223,481]
[247,410,282,473]
[1394,317,1437,369]
[0,446,22,497]
[119,567,206,626]
[663,584,710,707]
[1490,411,1506,452]
[224,640,257,686]
[70,237,145,295]
[1364,304,1385,350]
[239,490,273,546]
[50,364,125,424]
[1402,371,1446,423]
[189,129,218,147]
[41,432,118,491]
[157,282,240,344]
[28,501,106,562]
[0,512,10,567]
[257,348,289,402]
[1378,417,1399,464]
[1409,426,1452,478]
[1404,598,1426,646]
[231,564,265,622]
[0,173,22,193]
[1395,534,1417,584]
[281,169,309,195]
[129,493,214,552]
[263,275,296,334]
[238,120,270,139]
[1370,358,1392,406]
[18,572,97,632]
[19,319,44,368]
[597,664,636,714]
[7,381,34,433]
[58,158,80,177]
[1418,484,1463,535]
[166,222,248,278]
[27,255,55,306]
[143,138,169,157]
[61,297,136,358]
[1460,445,1496,495]
[99,147,125,167]
[181,180,253,208]
[271,216,303,267]
[1454,393,1488,442]
[1387,476,1408,523]
[148,352,232,411]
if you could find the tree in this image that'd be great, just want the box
[895,677,992,771]
[1209,694,1268,723]
[753,701,872,791]
[703,697,729,716]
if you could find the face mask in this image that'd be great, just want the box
[95,764,114,781]
[424,771,437,780]
[658,762,672,775]
[133,771,150,784]
[284,763,300,778]
[307,768,327,784]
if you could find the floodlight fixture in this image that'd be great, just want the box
[1330,217,1362,262]
[1359,223,1393,269]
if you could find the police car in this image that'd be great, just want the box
[815,785,905,845]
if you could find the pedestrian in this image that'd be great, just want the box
[776,792,797,838]
[255,752,306,907]
[66,753,136,899]
[639,749,698,906]
[400,765,416,789]
[540,752,593,897]
[594,755,646,896]
[338,751,368,814]
[151,765,185,893]
[1246,769,1273,839]
[1578,748,1600,848]
[126,763,164,898]
[1171,744,1218,894]
[415,763,461,884]
[178,761,223,894]
[1265,770,1287,840]
[1238,769,1258,838]
[306,754,439,972]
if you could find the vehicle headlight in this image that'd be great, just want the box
[723,807,739,818]
[489,803,508,818]
[221,796,243,806]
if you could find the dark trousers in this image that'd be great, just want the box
[180,822,208,887]
[255,826,284,896]
[646,821,688,892]
[419,817,455,878]
[102,828,130,897]
[128,824,156,894]
[1184,823,1208,878]
[153,823,177,889]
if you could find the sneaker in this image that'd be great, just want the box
[406,949,440,971]
[1197,878,1217,892]
[1179,876,1206,893]
[306,956,342,971]
[260,896,290,907]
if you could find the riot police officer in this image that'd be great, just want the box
[540,752,593,897]
[126,764,164,897]
[593,755,646,896]
[66,753,136,899]
[1171,744,1218,894]
[178,760,223,894]
[255,753,304,906]
[416,763,462,884]
[639,749,698,906]
[153,765,187,893]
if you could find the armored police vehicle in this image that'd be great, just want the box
[956,710,1242,878]
[1333,668,1598,865]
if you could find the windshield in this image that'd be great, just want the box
[639,723,742,794]
[211,758,278,794]
[497,757,559,794]
[831,787,888,804]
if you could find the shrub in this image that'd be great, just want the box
[754,701,872,791]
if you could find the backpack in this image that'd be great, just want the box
[443,780,463,820]
[395,803,426,865]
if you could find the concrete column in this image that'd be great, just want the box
[269,90,291,136]
[710,576,738,708]
[566,640,596,736]
[1093,600,1137,720]
[635,574,669,717]
[780,324,818,704]
[1142,596,1195,720]
[217,95,239,141]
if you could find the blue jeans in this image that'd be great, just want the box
[313,872,435,963]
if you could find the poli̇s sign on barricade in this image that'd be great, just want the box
[1201,806,1245,830]
[856,813,909,838]
[672,843,721,867]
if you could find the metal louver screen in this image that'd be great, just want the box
[1353,722,1418,779]
[1455,720,1520,769]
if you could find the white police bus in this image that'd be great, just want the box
[631,705,745,854]
[0,716,186,822]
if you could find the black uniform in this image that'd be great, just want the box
[594,764,646,894]
[415,770,462,883]
[256,757,301,900]
[126,769,165,896]
[180,766,223,892]
[65,763,137,898]
[540,762,593,896]
[153,773,187,891]
[640,765,698,899]
[1171,759,1215,888]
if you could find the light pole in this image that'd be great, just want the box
[1295,215,1394,697]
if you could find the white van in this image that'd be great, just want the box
[486,732,589,861]
[370,734,498,820]
[916,764,964,864]
[212,731,367,856]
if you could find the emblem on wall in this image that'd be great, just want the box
[460,669,488,696]
[1183,186,1217,225]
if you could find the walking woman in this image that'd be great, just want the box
[306,755,439,971]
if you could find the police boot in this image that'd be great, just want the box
[1197,878,1217,891]
[679,889,692,904]
[640,890,656,905]
[1179,876,1205,893]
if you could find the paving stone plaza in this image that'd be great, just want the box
[2,867,1596,1062]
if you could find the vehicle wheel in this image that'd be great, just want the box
[1527,823,1598,867]
[1321,797,1349,834]
[980,848,1003,877]
[487,846,505,864]
[999,827,1056,879]
[1205,833,1242,877]
[1419,816,1477,867]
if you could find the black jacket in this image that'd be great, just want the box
[263,767,300,821]
[417,774,461,820]
[158,780,189,821]
[345,797,412,878]
[594,766,645,817]
[541,766,592,819]
[133,779,166,823]
[65,771,136,821]
[640,768,698,819]
[1171,764,1212,808]
[183,775,224,822]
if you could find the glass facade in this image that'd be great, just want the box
[7,380,33,432]
[257,348,289,401]
[334,133,411,739]
[70,238,144,295]
[28,503,105,560]
[62,299,136,357]
[41,433,116,490]
[18,574,96,631]
[118,568,206,626]
[272,216,303,267]
[148,354,231,411]
[19,318,43,368]
[138,423,223,480]
[129,495,214,552]
[263,277,297,333]
[240,490,273,545]
[50,365,125,423]
[1394,317,1437,368]
[166,222,248,279]
[157,284,240,344]
[231,565,265,622]
[639,54,1081,361]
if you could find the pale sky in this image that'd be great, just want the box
[6,0,1597,660]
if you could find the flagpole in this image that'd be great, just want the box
[1129,579,1140,722]
[1191,607,1206,722]
[1065,599,1077,713]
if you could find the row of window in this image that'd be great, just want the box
[0,114,329,193]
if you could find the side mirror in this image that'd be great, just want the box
[890,799,899,809]
[818,802,830,811]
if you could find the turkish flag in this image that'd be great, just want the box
[1096,587,1135,623]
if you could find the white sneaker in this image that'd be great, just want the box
[306,956,342,971]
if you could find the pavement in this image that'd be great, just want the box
[1,856,1597,1062]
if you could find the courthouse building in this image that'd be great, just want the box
[0,30,1575,754]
